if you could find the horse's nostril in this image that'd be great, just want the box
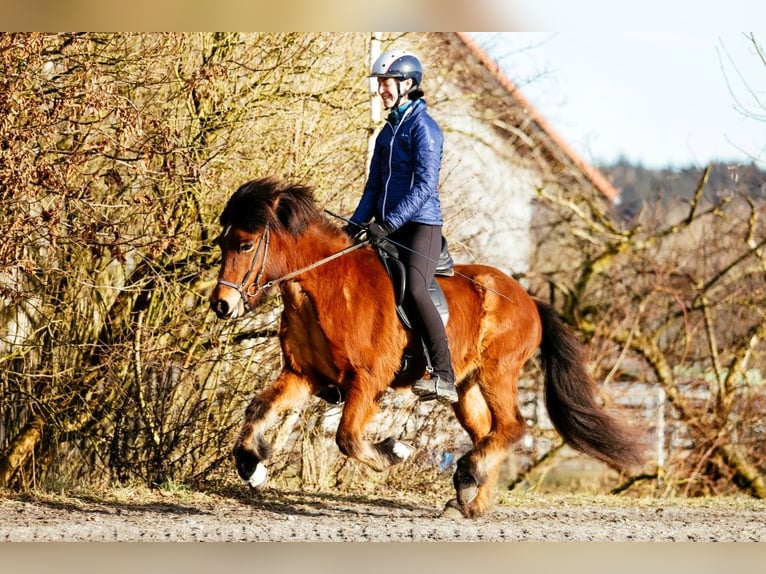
[212,299,229,318]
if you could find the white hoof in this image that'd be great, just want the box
[248,462,268,488]
[392,441,415,461]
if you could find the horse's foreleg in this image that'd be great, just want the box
[335,385,414,472]
[233,370,311,488]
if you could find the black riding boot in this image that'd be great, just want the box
[412,335,458,403]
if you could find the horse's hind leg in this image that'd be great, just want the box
[233,369,311,488]
[449,362,526,519]
[335,383,414,472]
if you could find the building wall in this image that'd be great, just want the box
[432,88,539,276]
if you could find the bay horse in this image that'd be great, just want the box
[209,177,645,518]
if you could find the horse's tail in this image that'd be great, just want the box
[536,300,646,470]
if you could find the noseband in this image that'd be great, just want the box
[216,223,271,311]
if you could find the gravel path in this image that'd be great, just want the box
[2,489,765,542]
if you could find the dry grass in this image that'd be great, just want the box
[3,477,764,517]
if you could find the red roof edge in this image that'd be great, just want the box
[455,32,618,201]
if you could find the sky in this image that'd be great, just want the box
[3,2,763,172]
[474,31,766,169]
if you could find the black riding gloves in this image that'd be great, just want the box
[341,221,365,242]
[367,221,394,245]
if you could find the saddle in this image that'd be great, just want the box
[315,236,455,405]
[375,236,454,330]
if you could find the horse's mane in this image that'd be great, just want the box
[220,177,324,235]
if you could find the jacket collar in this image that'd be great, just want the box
[386,98,422,126]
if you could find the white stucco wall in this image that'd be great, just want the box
[435,105,538,276]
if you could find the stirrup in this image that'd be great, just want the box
[412,375,458,404]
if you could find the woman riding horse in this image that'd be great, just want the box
[344,49,458,404]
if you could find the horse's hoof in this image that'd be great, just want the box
[392,440,414,461]
[376,436,414,464]
[442,499,465,519]
[247,462,268,489]
[453,467,478,506]
[457,482,478,506]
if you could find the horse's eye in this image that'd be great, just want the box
[239,243,255,253]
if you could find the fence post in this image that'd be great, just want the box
[656,385,666,485]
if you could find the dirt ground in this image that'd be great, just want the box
[1,486,765,542]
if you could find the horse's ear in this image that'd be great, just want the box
[274,194,301,232]
[273,185,315,234]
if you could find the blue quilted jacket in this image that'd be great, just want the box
[350,99,444,230]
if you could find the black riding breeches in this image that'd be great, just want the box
[389,222,455,382]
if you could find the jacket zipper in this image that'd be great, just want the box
[381,105,414,222]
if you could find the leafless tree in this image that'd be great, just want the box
[526,164,766,498]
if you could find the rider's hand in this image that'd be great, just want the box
[341,222,365,243]
[367,221,394,245]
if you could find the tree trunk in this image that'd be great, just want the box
[0,414,44,488]
[718,444,766,499]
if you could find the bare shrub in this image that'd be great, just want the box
[526,165,766,498]
[0,32,371,489]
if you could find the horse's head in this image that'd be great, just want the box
[209,221,270,319]
[209,177,322,319]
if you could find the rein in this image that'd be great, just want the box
[263,240,370,289]
[219,212,515,312]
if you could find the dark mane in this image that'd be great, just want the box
[220,177,323,234]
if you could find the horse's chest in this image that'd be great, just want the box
[280,285,333,371]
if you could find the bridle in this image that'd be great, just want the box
[216,221,370,312]
[216,223,271,312]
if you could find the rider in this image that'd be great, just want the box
[344,49,458,404]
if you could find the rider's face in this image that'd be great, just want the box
[377,77,412,109]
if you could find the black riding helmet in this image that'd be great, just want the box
[369,49,423,87]
[369,49,424,108]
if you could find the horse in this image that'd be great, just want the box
[209,177,645,519]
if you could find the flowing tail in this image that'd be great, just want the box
[536,300,646,470]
